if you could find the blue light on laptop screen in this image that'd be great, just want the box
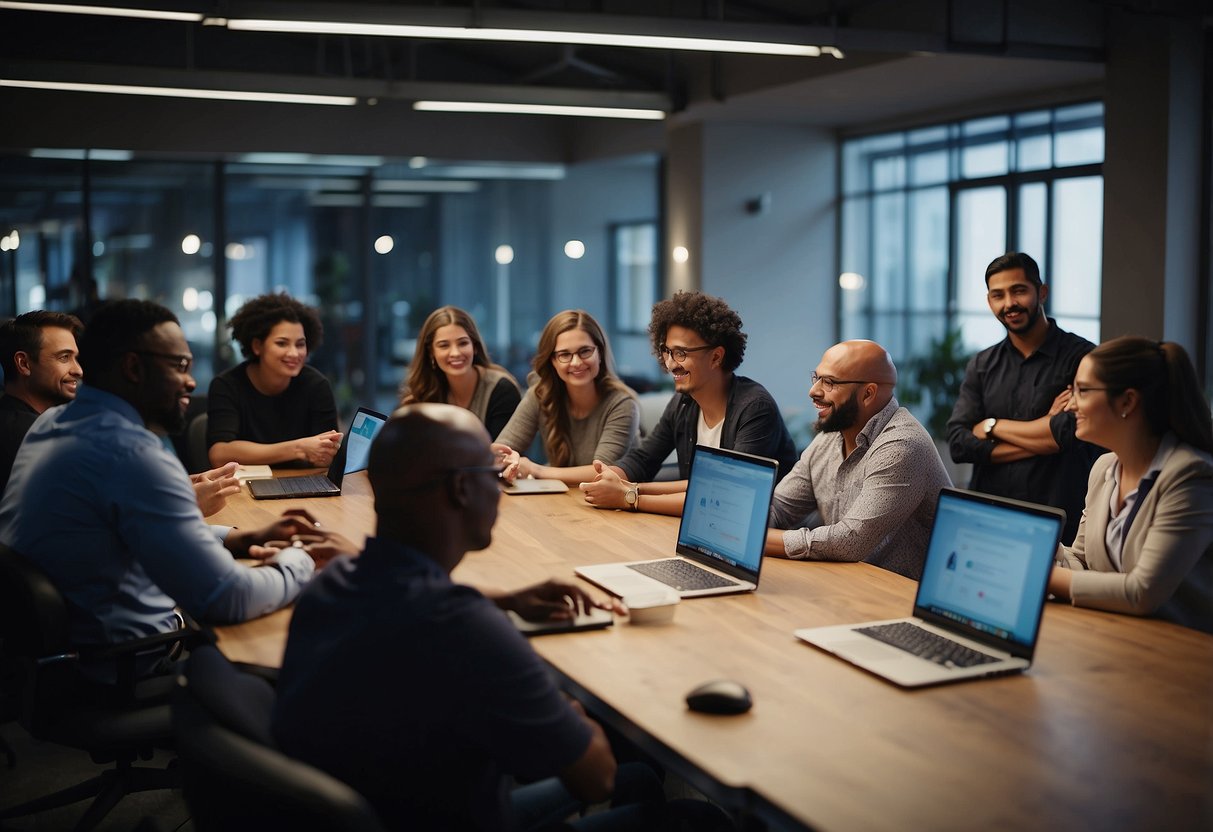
[678,450,774,573]
[344,411,386,475]
[916,493,1059,647]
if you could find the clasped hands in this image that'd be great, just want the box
[578,460,630,510]
[226,508,358,568]
[297,430,344,467]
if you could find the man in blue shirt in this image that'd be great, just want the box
[0,300,323,678]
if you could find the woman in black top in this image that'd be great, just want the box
[207,293,340,468]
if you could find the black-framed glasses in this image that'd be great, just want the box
[1069,383,1110,398]
[553,346,597,364]
[810,372,871,393]
[133,351,193,373]
[659,344,714,363]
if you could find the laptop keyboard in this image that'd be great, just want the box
[275,475,333,494]
[626,559,739,592]
[856,622,1000,669]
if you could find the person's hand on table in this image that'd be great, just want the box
[579,460,628,510]
[190,462,241,517]
[494,578,627,622]
[228,508,326,559]
[297,430,343,466]
[491,443,521,483]
[258,529,360,569]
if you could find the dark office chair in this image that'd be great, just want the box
[0,544,197,831]
[171,393,209,474]
[174,644,386,832]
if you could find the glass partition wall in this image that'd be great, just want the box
[0,153,661,417]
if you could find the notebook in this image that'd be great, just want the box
[795,488,1064,688]
[247,407,388,499]
[574,445,778,599]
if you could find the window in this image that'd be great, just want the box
[611,221,658,334]
[840,103,1105,365]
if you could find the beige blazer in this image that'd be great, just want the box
[1058,441,1213,633]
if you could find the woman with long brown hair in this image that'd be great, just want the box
[400,306,520,439]
[1049,336,1213,633]
[495,310,639,484]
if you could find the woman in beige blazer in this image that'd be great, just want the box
[1048,336,1213,633]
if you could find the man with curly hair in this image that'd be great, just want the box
[207,292,340,468]
[580,291,797,516]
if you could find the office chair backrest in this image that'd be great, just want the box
[0,544,71,659]
[174,644,386,832]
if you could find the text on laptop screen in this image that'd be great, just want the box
[916,493,1059,647]
[677,449,775,573]
[344,411,386,475]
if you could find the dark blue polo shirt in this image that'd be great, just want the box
[273,537,592,831]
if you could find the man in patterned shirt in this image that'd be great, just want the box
[765,340,951,579]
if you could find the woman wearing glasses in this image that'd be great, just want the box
[207,293,340,468]
[1049,336,1213,633]
[400,306,521,440]
[495,310,639,484]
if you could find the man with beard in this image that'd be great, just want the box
[0,311,83,494]
[765,340,950,579]
[0,300,331,682]
[946,252,1098,544]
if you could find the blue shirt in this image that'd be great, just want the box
[274,537,592,832]
[0,385,313,654]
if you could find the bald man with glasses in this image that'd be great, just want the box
[764,340,952,580]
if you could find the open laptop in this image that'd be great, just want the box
[575,445,778,599]
[247,407,388,499]
[795,488,1064,687]
[502,478,569,495]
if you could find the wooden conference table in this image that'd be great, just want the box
[212,472,1213,832]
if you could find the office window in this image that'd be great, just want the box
[611,221,658,335]
[840,102,1105,368]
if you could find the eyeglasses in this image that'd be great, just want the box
[133,351,193,373]
[553,346,597,364]
[659,344,714,363]
[1069,383,1110,398]
[810,372,871,392]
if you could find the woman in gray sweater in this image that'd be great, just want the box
[496,310,639,484]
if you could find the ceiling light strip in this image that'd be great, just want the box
[0,2,202,21]
[0,78,356,105]
[227,19,822,57]
[413,100,665,120]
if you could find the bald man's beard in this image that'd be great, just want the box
[815,390,860,434]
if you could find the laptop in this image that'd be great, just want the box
[247,407,388,499]
[575,445,778,599]
[502,478,569,495]
[795,488,1064,688]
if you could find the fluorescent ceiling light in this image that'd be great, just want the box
[0,78,356,106]
[30,147,133,161]
[0,2,202,21]
[227,19,824,57]
[237,153,383,166]
[414,100,664,120]
[375,180,479,193]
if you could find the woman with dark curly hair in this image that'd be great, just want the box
[580,291,797,516]
[495,311,639,484]
[400,306,520,439]
[207,293,340,468]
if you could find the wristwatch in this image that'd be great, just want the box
[624,485,639,511]
[983,417,998,439]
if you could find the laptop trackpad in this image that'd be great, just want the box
[833,639,903,663]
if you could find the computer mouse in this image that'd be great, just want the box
[685,679,752,715]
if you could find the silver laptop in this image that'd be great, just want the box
[795,488,1064,687]
[575,445,778,599]
[247,407,388,499]
[502,478,569,495]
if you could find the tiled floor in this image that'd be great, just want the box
[0,722,190,831]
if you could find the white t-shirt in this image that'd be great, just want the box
[696,409,724,450]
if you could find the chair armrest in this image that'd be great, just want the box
[81,626,213,697]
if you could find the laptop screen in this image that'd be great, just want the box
[326,407,389,484]
[914,489,1063,652]
[675,445,779,581]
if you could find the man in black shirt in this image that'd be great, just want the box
[0,311,83,494]
[947,252,1100,544]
